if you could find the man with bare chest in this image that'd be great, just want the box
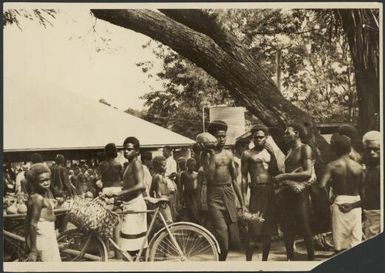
[111,137,147,258]
[318,134,364,251]
[202,120,245,261]
[241,125,279,261]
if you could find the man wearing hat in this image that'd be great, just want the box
[362,131,381,239]
[202,120,245,261]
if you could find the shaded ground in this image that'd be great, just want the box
[225,240,336,261]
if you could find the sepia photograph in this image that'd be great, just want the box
[3,2,382,271]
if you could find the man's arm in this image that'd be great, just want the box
[240,151,249,203]
[276,145,313,182]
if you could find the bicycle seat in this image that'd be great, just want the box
[144,196,169,205]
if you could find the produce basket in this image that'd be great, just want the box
[67,196,119,238]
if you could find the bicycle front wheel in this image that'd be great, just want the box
[148,224,219,262]
[57,228,108,261]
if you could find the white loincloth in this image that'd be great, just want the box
[36,220,61,261]
[102,186,122,195]
[331,195,362,251]
[363,209,381,239]
[119,193,148,252]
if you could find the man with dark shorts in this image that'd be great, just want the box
[201,120,245,261]
[274,123,315,261]
[318,134,364,251]
[241,125,279,261]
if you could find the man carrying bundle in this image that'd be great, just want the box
[199,120,245,261]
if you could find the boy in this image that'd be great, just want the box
[25,163,61,262]
[151,156,173,223]
[180,158,199,223]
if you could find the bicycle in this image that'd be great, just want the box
[57,196,220,262]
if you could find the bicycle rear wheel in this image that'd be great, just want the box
[57,228,108,261]
[148,224,219,261]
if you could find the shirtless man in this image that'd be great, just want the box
[274,123,315,261]
[112,137,147,258]
[201,120,245,261]
[241,125,279,261]
[180,158,199,223]
[361,131,381,239]
[318,134,364,251]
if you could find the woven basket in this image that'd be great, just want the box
[67,196,119,238]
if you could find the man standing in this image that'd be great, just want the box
[202,120,245,261]
[241,125,279,261]
[163,146,177,178]
[318,134,364,252]
[50,154,75,198]
[113,137,147,258]
[362,131,381,239]
[274,123,315,261]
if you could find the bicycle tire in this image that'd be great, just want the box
[57,228,108,261]
[148,224,219,262]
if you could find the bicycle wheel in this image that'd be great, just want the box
[57,228,108,261]
[148,224,219,261]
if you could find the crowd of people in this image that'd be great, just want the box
[3,121,381,263]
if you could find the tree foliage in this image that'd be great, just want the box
[137,8,361,138]
[3,9,56,28]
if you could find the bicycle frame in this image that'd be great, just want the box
[107,204,186,262]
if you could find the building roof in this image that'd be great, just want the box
[4,81,194,152]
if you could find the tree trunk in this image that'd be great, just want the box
[91,9,332,165]
[337,9,379,135]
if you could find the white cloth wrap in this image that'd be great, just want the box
[36,220,61,261]
[331,195,362,251]
[119,193,148,251]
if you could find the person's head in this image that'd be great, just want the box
[152,156,167,174]
[104,143,118,159]
[31,153,43,164]
[331,134,351,156]
[28,163,52,193]
[177,158,187,171]
[338,124,358,141]
[362,130,381,165]
[55,154,65,165]
[284,123,306,145]
[141,151,153,166]
[186,158,197,171]
[251,125,269,149]
[163,146,173,158]
[234,137,250,155]
[207,120,228,148]
[123,137,140,160]
[21,164,29,172]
